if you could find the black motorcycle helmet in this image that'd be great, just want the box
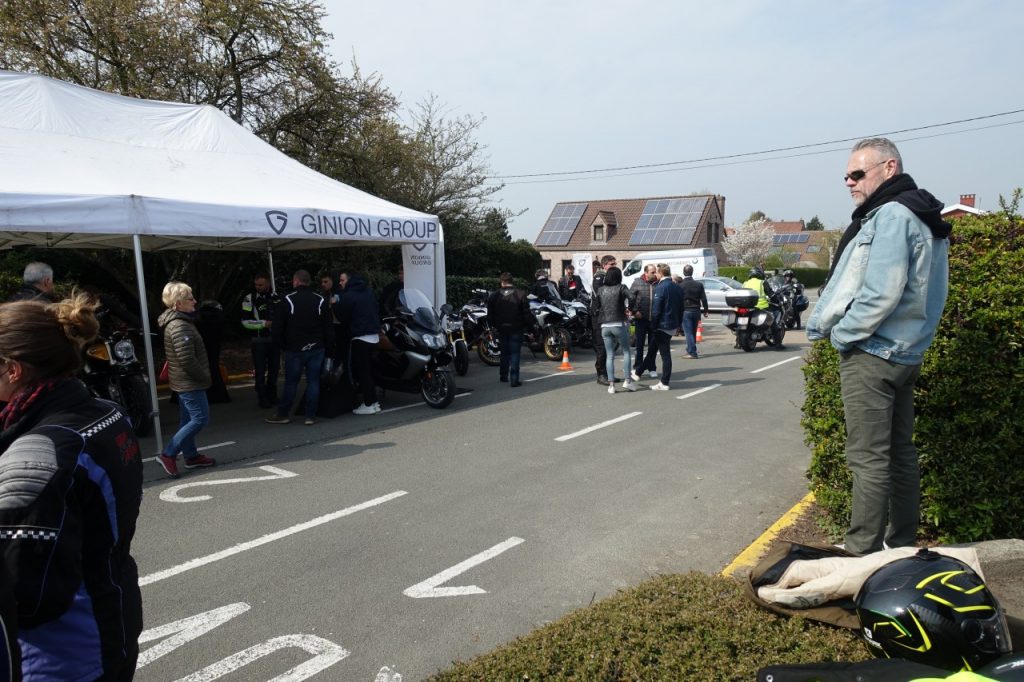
[783,269,795,279]
[748,266,765,279]
[855,548,1012,672]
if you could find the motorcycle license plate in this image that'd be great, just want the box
[737,317,749,328]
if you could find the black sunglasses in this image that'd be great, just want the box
[844,160,888,183]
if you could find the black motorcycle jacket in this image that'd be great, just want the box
[596,283,630,324]
[678,277,709,313]
[272,285,334,353]
[334,277,380,338]
[0,379,143,680]
[486,286,530,334]
[241,288,278,341]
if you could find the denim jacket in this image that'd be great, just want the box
[806,202,948,365]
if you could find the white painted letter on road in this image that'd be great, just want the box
[176,634,349,682]
[404,537,524,598]
[159,465,299,503]
[137,602,250,669]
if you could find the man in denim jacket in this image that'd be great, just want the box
[806,137,950,555]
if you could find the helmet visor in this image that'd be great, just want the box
[962,611,1013,657]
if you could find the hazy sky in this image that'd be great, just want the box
[323,1,1024,240]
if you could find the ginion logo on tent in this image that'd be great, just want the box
[412,243,428,252]
[265,211,288,235]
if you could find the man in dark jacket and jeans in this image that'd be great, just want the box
[334,272,382,414]
[266,270,334,425]
[486,272,530,387]
[677,264,709,359]
[629,263,658,380]
[590,254,618,385]
[649,264,684,390]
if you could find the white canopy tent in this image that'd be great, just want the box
[0,70,445,450]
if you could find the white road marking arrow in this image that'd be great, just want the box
[159,465,298,503]
[403,537,525,598]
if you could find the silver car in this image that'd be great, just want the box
[696,276,746,312]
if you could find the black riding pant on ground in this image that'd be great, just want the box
[349,338,377,406]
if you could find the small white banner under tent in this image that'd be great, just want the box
[0,70,445,452]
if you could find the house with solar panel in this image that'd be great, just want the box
[763,219,839,269]
[532,194,727,275]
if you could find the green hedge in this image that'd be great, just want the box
[719,266,828,288]
[802,195,1024,542]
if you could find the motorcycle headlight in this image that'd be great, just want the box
[113,339,136,362]
[566,307,577,319]
[424,334,445,350]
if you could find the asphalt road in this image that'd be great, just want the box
[132,320,814,681]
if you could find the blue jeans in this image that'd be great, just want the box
[602,324,632,383]
[632,318,657,373]
[164,389,209,460]
[278,347,325,419]
[498,332,522,382]
[682,310,701,357]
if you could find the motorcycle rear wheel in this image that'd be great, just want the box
[477,329,501,366]
[453,339,470,376]
[737,330,756,352]
[544,328,571,361]
[771,324,787,347]
[421,368,455,408]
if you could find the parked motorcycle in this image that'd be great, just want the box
[564,290,594,349]
[439,303,470,376]
[527,281,572,361]
[368,288,456,408]
[721,279,788,352]
[781,281,809,329]
[81,328,153,436]
[459,289,501,367]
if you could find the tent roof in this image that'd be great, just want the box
[0,71,440,251]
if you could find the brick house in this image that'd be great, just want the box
[941,193,987,220]
[532,194,727,274]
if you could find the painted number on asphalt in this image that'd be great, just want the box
[136,602,348,680]
[404,537,525,598]
[159,465,299,503]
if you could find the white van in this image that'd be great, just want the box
[621,248,719,288]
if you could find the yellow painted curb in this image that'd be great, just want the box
[720,491,816,578]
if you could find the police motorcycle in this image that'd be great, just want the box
[526,280,573,361]
[721,277,788,352]
[459,288,501,367]
[779,271,809,329]
[370,288,457,408]
[81,328,153,436]
[439,302,470,376]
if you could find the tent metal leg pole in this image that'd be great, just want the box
[267,242,277,293]
[133,234,164,454]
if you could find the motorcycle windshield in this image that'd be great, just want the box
[766,275,787,295]
[400,289,441,331]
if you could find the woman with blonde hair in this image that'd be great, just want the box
[0,294,143,679]
[157,281,216,478]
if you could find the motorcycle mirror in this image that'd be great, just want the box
[440,303,453,315]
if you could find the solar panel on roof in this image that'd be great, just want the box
[629,197,707,246]
[535,202,587,247]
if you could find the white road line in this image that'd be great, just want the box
[403,537,525,598]
[144,441,235,463]
[554,412,642,442]
[676,384,723,400]
[751,356,802,374]
[378,392,471,414]
[525,371,575,382]
[138,490,407,586]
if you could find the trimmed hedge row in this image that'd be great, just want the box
[719,266,828,288]
[801,196,1024,542]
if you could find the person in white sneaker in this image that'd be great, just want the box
[335,271,382,415]
[629,263,658,382]
[595,267,637,394]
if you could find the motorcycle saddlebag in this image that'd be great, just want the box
[725,289,760,309]
[794,294,809,312]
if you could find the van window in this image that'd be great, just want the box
[622,259,643,277]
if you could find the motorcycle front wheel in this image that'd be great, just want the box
[737,330,756,352]
[771,324,787,347]
[421,368,455,408]
[453,339,470,376]
[477,329,501,366]
[544,327,571,361]
[120,374,153,436]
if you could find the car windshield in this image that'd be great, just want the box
[622,260,642,276]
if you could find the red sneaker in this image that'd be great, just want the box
[158,454,179,479]
[183,454,217,469]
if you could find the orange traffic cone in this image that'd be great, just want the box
[696,320,704,343]
[558,350,574,371]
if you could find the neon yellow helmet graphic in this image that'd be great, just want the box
[855,548,1012,671]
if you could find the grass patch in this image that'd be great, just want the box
[429,572,869,681]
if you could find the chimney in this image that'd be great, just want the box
[960,194,976,208]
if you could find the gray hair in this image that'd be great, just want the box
[852,137,903,173]
[22,261,53,285]
[162,281,194,308]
